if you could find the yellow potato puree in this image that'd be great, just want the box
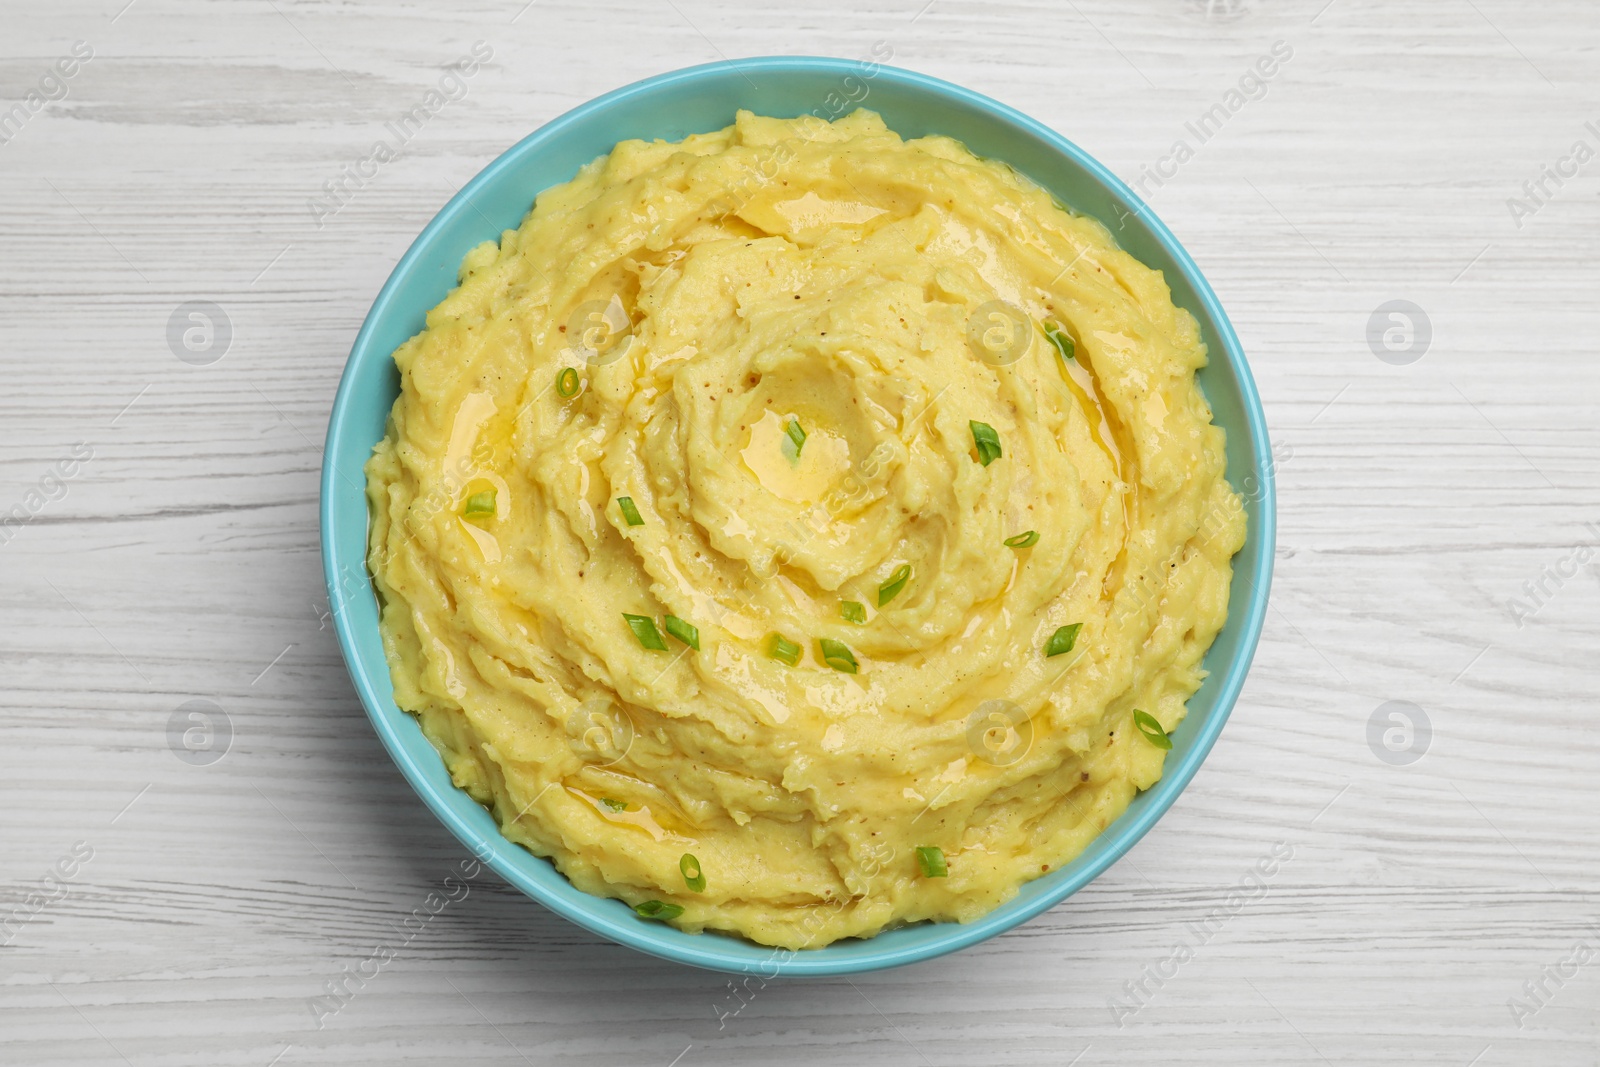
[366,109,1245,949]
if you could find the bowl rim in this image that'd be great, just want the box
[321,55,1275,977]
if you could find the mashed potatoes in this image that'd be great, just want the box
[365,109,1245,949]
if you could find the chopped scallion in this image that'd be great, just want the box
[633,900,684,920]
[1045,622,1082,658]
[915,845,948,878]
[1004,530,1039,549]
[840,600,867,624]
[766,632,801,666]
[1133,709,1173,750]
[783,417,807,461]
[878,564,911,607]
[623,613,667,651]
[680,853,706,893]
[556,366,581,397]
[462,490,497,519]
[1044,321,1076,361]
[664,614,700,651]
[617,496,645,527]
[600,797,627,812]
[970,420,1002,466]
[818,638,858,674]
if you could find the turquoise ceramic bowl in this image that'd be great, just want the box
[321,56,1275,977]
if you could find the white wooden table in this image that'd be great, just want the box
[4,1,1597,1063]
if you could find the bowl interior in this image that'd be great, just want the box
[321,57,1274,977]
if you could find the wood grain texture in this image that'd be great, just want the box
[3,0,1599,1063]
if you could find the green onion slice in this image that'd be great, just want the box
[818,638,858,674]
[878,564,911,607]
[783,417,807,461]
[633,900,684,921]
[556,366,581,398]
[970,420,1002,466]
[1045,622,1082,658]
[766,632,801,666]
[1044,321,1076,361]
[623,613,667,651]
[840,600,867,624]
[1004,530,1039,549]
[600,797,627,812]
[915,845,948,878]
[1133,709,1173,750]
[462,489,496,518]
[664,614,699,651]
[616,496,645,527]
[680,853,706,892]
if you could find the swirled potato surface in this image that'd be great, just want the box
[366,109,1245,949]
